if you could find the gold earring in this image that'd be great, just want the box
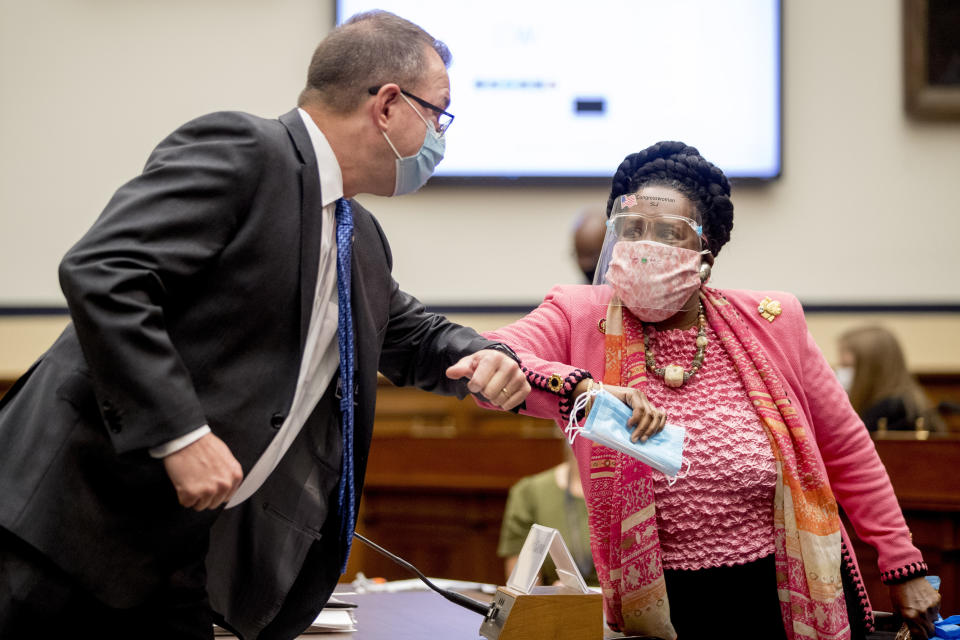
[698,262,712,283]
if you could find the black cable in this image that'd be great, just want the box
[352,532,492,617]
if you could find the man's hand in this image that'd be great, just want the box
[446,350,530,410]
[889,576,941,639]
[162,432,243,510]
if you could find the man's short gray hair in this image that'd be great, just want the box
[298,10,451,112]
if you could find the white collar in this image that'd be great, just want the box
[297,108,343,208]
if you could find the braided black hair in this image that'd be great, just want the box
[605,141,734,256]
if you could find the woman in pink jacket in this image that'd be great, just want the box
[472,142,940,639]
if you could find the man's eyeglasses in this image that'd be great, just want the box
[367,86,454,135]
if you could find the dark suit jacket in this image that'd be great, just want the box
[0,109,497,638]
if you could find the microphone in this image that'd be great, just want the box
[352,532,492,617]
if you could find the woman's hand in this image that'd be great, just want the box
[574,380,667,442]
[889,576,941,639]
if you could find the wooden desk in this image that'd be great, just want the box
[311,591,486,640]
[842,434,960,614]
[213,591,488,639]
[218,590,624,640]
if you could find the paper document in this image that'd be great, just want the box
[309,608,357,632]
[214,607,356,636]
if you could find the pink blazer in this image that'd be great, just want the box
[483,284,926,606]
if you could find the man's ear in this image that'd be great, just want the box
[370,84,402,130]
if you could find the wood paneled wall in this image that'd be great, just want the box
[349,382,960,618]
[1,375,957,614]
[842,435,960,615]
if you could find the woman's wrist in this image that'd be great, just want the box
[574,378,594,400]
[524,367,593,422]
[576,379,601,416]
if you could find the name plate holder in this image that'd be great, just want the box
[479,524,602,640]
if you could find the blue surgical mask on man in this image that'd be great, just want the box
[567,388,686,478]
[381,93,445,196]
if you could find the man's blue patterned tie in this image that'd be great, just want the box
[335,197,355,573]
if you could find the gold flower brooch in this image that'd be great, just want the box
[758,297,782,322]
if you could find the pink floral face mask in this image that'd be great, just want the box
[605,240,704,322]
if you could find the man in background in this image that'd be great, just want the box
[0,11,528,640]
[572,205,607,283]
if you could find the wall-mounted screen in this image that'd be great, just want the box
[337,0,781,180]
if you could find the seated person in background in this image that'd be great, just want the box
[572,205,608,284]
[837,325,946,432]
[498,447,598,586]
[460,141,941,640]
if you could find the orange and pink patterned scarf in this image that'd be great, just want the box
[589,287,850,640]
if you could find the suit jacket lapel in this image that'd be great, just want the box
[280,109,323,356]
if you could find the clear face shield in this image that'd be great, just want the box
[592,191,709,322]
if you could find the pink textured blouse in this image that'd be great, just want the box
[643,324,777,570]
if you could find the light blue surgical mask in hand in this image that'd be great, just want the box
[381,93,446,196]
[566,387,687,479]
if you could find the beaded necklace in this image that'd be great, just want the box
[643,301,708,388]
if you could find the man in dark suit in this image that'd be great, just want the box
[0,11,529,639]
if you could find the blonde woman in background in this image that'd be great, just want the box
[837,326,946,432]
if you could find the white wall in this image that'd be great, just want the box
[360,0,960,305]
[0,0,329,305]
[1,0,959,307]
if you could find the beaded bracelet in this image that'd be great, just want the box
[523,366,592,422]
[879,561,928,585]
